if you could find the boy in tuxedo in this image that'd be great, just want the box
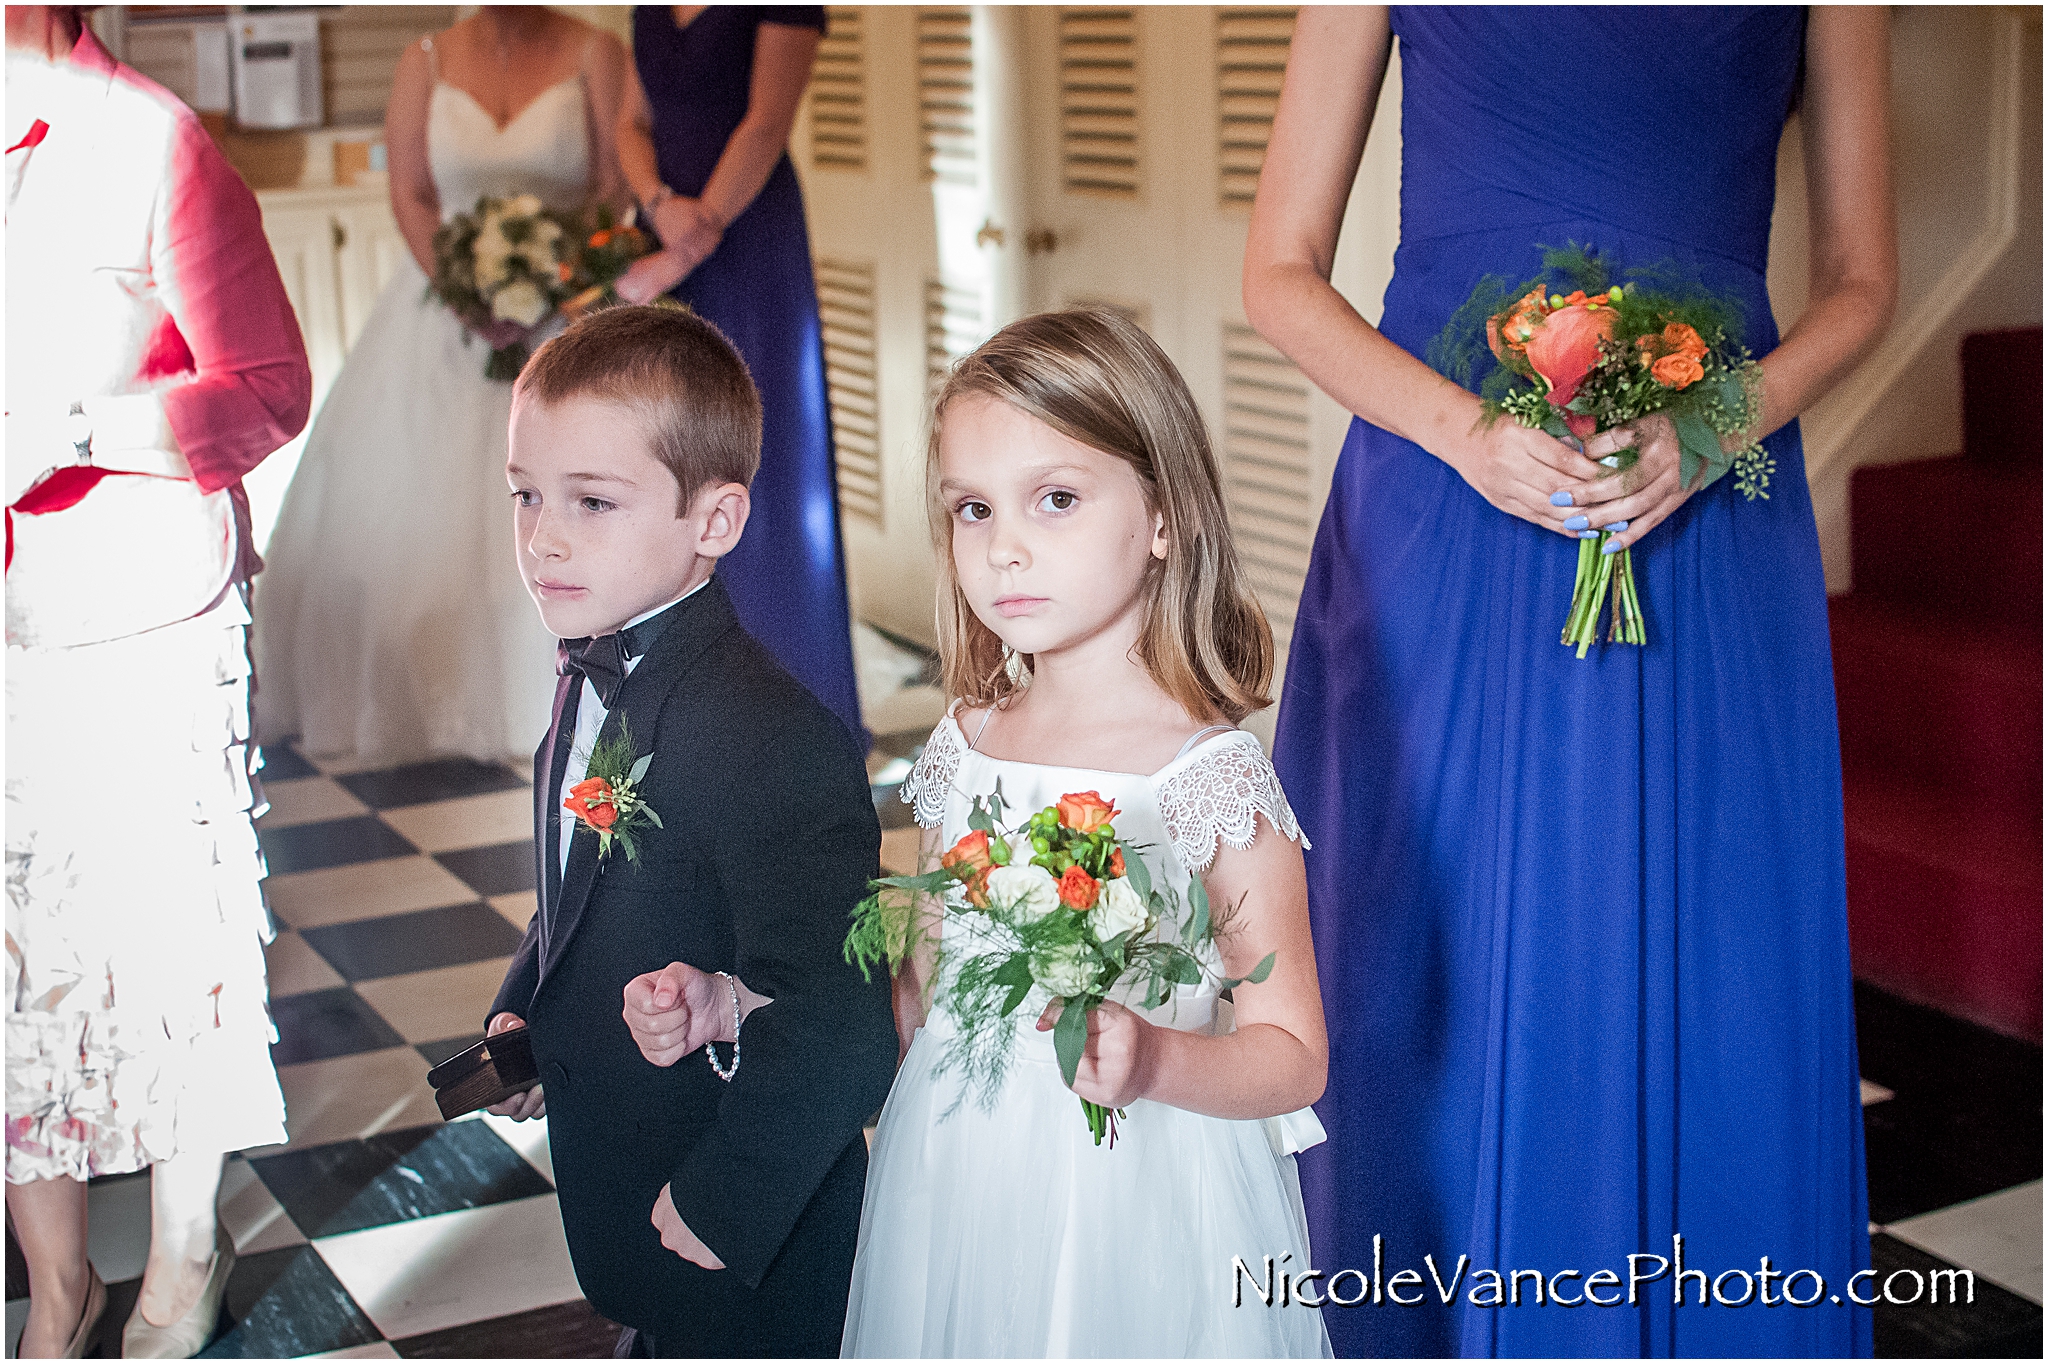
[485,305,897,1356]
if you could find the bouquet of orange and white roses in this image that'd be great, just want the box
[428,194,654,379]
[844,782,1271,1147]
[1432,245,1772,656]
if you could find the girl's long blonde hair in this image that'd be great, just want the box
[928,308,1274,725]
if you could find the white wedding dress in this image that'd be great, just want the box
[842,711,1335,1358]
[254,48,593,765]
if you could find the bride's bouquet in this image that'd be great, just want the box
[845,782,1272,1147]
[429,195,653,380]
[1431,245,1772,656]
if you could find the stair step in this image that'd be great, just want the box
[1961,326,2042,469]
[1847,455,2041,623]
[1829,595,2042,809]
[1844,767,2041,1043]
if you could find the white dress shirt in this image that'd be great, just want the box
[558,580,707,878]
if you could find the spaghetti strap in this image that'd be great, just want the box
[421,34,441,81]
[970,707,997,751]
[1173,724,1237,761]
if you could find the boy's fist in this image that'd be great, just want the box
[483,1012,546,1120]
[622,963,728,1065]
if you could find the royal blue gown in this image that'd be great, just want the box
[1274,9,1871,1357]
[633,5,865,745]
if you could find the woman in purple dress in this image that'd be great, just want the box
[1244,8,1896,1356]
[616,5,864,745]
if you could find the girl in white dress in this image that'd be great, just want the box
[842,309,1334,1358]
[255,9,626,765]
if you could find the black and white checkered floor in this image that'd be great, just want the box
[4,738,2040,1358]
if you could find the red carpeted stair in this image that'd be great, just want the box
[1829,327,2043,1042]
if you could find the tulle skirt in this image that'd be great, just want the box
[254,256,558,766]
[6,590,287,1181]
[842,1015,1333,1358]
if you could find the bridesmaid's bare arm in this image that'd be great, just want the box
[579,29,632,215]
[693,21,820,232]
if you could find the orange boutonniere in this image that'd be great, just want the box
[565,716,662,862]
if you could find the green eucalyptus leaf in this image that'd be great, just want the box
[1120,839,1152,901]
[1053,998,1088,1087]
[629,754,652,784]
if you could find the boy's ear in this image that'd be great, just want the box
[690,481,752,559]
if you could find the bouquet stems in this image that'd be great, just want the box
[1561,534,1644,658]
[1080,1098,1125,1148]
[485,343,530,382]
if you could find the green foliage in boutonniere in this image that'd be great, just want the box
[563,716,663,863]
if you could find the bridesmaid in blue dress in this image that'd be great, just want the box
[1243,8,1896,1357]
[616,5,865,745]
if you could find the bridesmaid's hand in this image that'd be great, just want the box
[1447,417,1612,538]
[1564,412,1697,553]
[1036,998,1157,1109]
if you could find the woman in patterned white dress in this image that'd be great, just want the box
[841,310,1333,1358]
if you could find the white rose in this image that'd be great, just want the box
[491,279,549,327]
[505,193,544,219]
[1032,942,1100,998]
[1088,876,1147,941]
[986,863,1060,923]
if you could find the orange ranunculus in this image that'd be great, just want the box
[942,829,996,907]
[1108,846,1126,878]
[1058,864,1099,911]
[557,262,574,282]
[564,777,617,829]
[1650,353,1705,389]
[589,229,613,248]
[1056,791,1118,833]
[1524,304,1616,410]
[1662,322,1708,361]
[1488,287,1549,361]
[1559,290,1589,309]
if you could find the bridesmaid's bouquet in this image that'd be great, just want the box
[1432,245,1771,657]
[429,195,654,380]
[844,782,1272,1147]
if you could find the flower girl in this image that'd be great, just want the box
[841,310,1333,1357]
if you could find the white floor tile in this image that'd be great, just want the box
[218,1156,308,1256]
[265,930,346,998]
[312,1195,580,1340]
[266,856,478,930]
[1859,1078,1894,1106]
[379,790,532,855]
[488,892,535,932]
[85,1173,153,1285]
[1888,1180,2042,1304]
[864,683,947,740]
[473,1111,554,1184]
[259,776,371,830]
[274,1048,442,1151]
[304,1344,401,1359]
[355,959,515,1045]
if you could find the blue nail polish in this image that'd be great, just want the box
[1564,514,1588,531]
[1578,530,1599,539]
[1605,521,1629,533]
[1550,491,1574,507]
[1602,538,1623,555]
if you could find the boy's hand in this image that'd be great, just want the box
[1035,998,1158,1109]
[651,1181,725,1269]
[483,1012,546,1120]
[622,963,726,1065]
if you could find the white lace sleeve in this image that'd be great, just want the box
[1154,732,1310,872]
[899,715,965,830]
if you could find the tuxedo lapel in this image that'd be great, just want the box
[536,672,578,967]
[536,577,741,991]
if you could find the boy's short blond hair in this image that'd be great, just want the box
[515,305,762,512]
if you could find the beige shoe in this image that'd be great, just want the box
[121,1227,234,1359]
[58,1265,107,1359]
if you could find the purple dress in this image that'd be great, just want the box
[1276,8,1871,1357]
[633,5,864,745]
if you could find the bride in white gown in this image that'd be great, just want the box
[256,8,627,765]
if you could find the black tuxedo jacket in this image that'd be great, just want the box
[489,577,896,1355]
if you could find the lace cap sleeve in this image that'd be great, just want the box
[899,713,965,830]
[1155,732,1310,872]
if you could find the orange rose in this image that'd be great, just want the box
[1058,864,1099,911]
[589,229,613,248]
[1056,791,1118,834]
[1524,304,1616,410]
[1650,353,1705,389]
[1662,322,1708,361]
[563,777,617,829]
[942,829,995,907]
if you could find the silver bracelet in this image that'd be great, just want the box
[704,970,741,1081]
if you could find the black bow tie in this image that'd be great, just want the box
[557,602,679,709]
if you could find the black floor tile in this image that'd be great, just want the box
[196,1245,384,1358]
[300,902,526,982]
[249,1120,552,1239]
[269,987,408,1067]
[434,841,536,897]
[1869,1232,2042,1358]
[259,816,419,877]
[254,743,319,782]
[5,1207,27,1301]
[392,1297,622,1358]
[416,1033,486,1069]
[871,728,932,762]
[1856,982,2042,1223]
[337,759,527,810]
[874,782,917,829]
